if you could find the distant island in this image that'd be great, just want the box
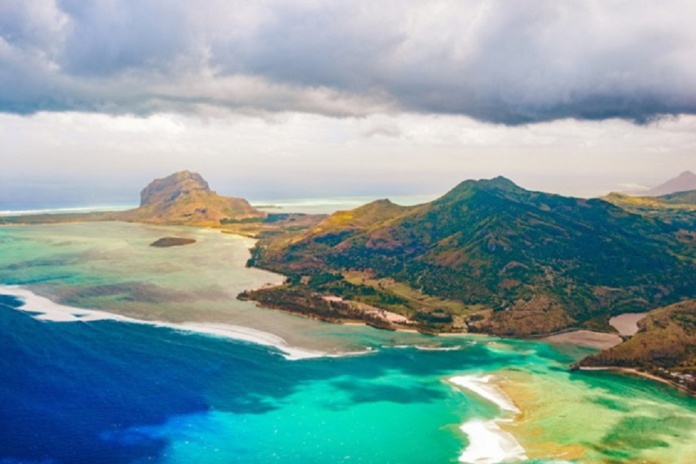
[0,170,326,237]
[2,170,695,393]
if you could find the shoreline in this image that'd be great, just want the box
[0,285,359,361]
[5,222,691,396]
[245,290,628,349]
[537,329,622,350]
[577,366,695,397]
[239,288,431,334]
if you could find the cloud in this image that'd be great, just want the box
[1,0,695,124]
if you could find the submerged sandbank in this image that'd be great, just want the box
[448,375,527,464]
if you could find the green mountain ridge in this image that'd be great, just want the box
[252,177,696,336]
[602,190,696,230]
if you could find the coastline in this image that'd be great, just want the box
[0,285,347,361]
[577,366,695,397]
[537,329,622,350]
[239,287,429,333]
[4,218,690,401]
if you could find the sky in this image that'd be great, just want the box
[1,0,695,207]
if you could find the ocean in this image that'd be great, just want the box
[1,221,695,463]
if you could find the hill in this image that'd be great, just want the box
[602,190,696,230]
[0,171,282,229]
[580,300,696,393]
[118,171,265,226]
[250,177,696,336]
[644,170,696,196]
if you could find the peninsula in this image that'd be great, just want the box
[3,170,695,392]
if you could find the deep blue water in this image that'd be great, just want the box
[1,295,528,464]
[4,292,696,464]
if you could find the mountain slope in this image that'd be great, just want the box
[117,171,264,226]
[644,171,696,196]
[580,300,696,393]
[602,190,696,230]
[252,177,696,336]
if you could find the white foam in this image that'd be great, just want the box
[162,322,327,361]
[458,419,527,464]
[0,285,343,361]
[449,375,519,414]
[413,344,462,351]
[390,344,465,352]
[0,205,134,216]
[449,374,527,463]
[1,286,137,323]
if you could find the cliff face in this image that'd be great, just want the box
[119,171,265,226]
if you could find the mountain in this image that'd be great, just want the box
[116,171,267,226]
[580,300,696,393]
[644,171,696,196]
[0,171,327,236]
[251,177,696,336]
[602,190,696,230]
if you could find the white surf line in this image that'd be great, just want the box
[389,344,465,351]
[448,374,528,464]
[0,285,342,361]
[0,205,134,216]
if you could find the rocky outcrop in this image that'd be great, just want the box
[140,171,211,207]
[119,171,265,226]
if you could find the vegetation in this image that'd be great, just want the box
[120,170,265,226]
[580,300,696,393]
[0,172,327,237]
[250,177,696,336]
[602,190,696,230]
[239,271,469,333]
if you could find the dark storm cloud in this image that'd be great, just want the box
[1,0,695,124]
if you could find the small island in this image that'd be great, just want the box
[149,237,197,248]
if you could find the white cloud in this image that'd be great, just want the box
[0,0,695,123]
[2,111,694,206]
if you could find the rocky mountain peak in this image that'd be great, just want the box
[140,171,211,207]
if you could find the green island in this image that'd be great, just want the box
[3,170,695,394]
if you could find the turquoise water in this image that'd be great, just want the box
[1,222,695,463]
